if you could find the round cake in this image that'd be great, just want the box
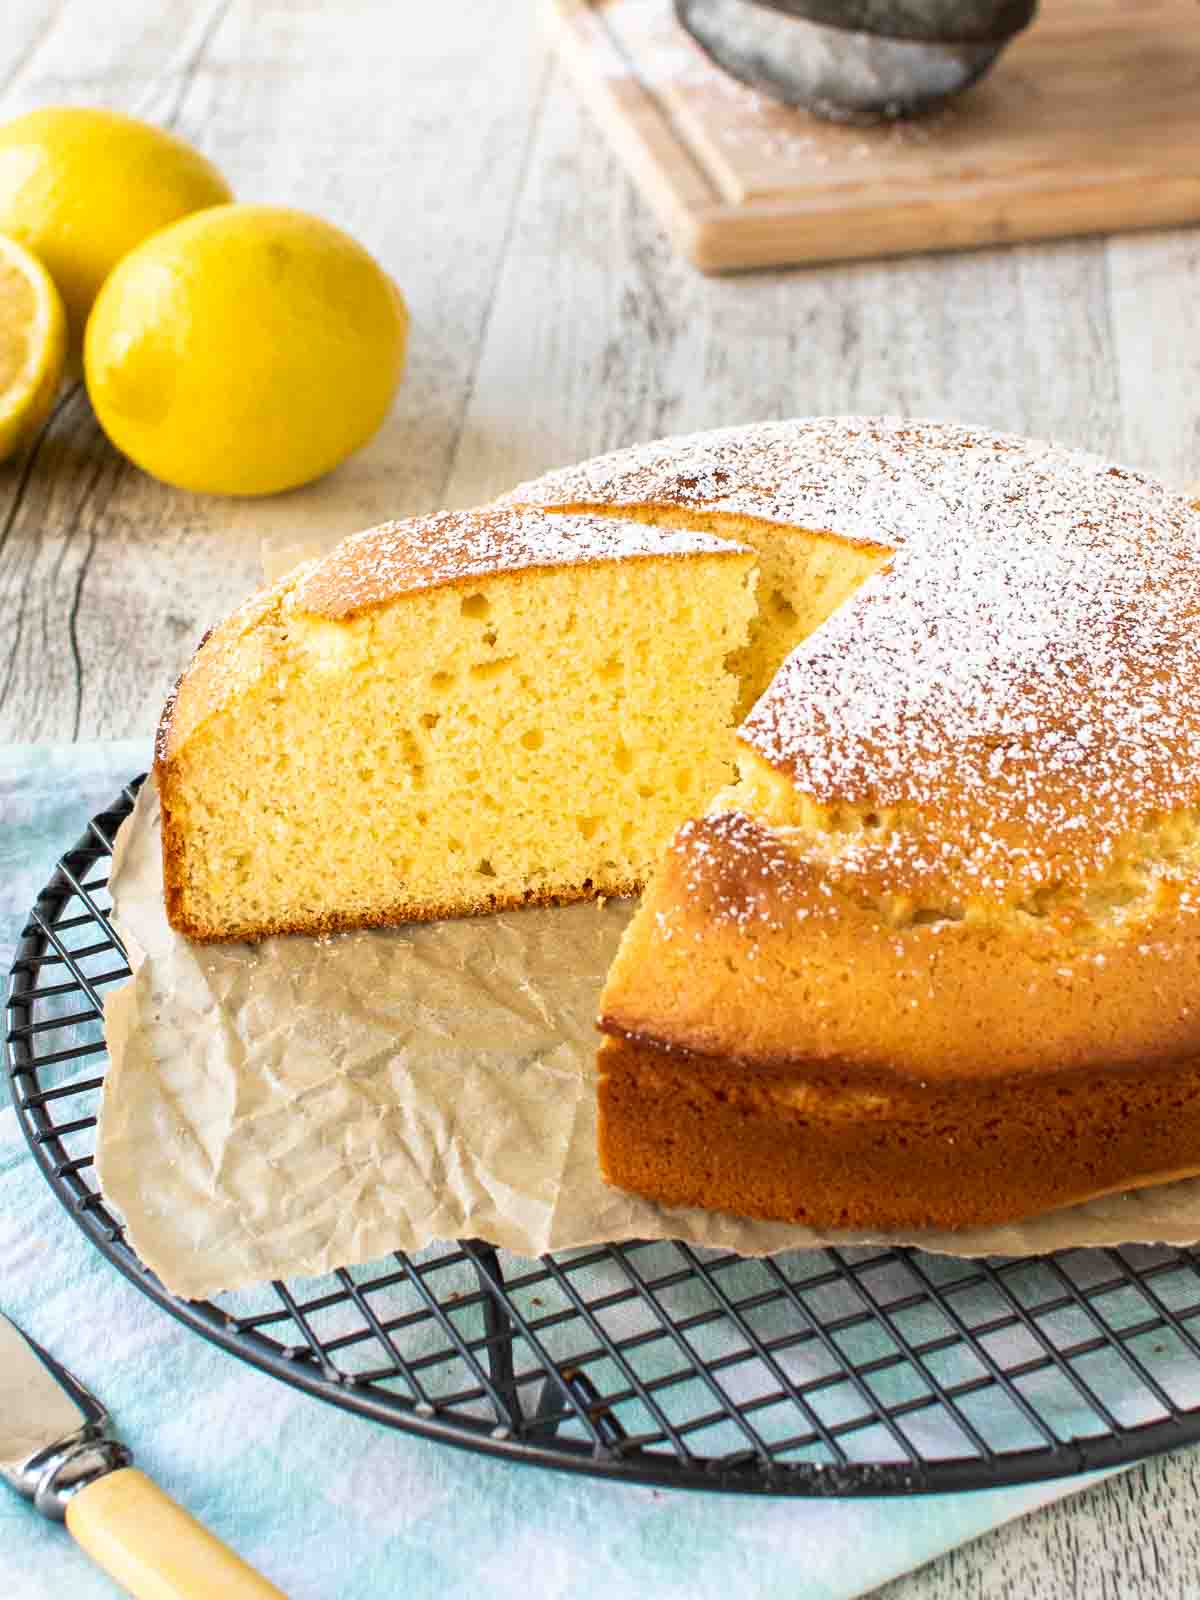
[160,415,1200,1231]
[511,416,1200,1229]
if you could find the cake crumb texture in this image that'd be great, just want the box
[157,505,756,941]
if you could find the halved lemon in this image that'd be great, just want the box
[0,232,66,461]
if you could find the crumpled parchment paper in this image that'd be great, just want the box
[98,782,1200,1301]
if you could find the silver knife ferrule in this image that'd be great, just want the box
[23,1425,132,1522]
[0,1311,135,1521]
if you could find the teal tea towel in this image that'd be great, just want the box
[0,741,1110,1600]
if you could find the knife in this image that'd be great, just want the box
[0,1310,285,1599]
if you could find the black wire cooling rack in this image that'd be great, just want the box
[8,781,1200,1496]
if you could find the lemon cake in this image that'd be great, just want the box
[159,415,1200,1230]
[510,417,1200,1230]
[156,505,756,940]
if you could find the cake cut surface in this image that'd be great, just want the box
[156,505,756,941]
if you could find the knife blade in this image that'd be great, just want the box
[0,1311,124,1515]
[0,1313,91,1474]
[0,1309,285,1598]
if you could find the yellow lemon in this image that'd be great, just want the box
[0,232,66,461]
[85,204,408,497]
[0,107,231,353]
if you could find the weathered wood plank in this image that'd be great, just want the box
[0,0,226,121]
[0,0,228,743]
[0,0,69,101]
[882,1449,1200,1599]
[446,55,1124,507]
[1107,229,1200,490]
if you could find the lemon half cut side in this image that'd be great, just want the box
[0,232,66,462]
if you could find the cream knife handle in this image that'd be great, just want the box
[64,1467,286,1599]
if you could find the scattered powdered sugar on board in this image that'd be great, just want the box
[513,415,1200,899]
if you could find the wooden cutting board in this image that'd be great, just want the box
[547,0,1200,272]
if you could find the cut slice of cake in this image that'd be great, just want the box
[157,506,756,941]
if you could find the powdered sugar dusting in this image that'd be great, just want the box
[291,505,749,621]
[511,415,995,548]
[514,416,1200,899]
[672,809,818,935]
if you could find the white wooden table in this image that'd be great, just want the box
[3,3,1199,1593]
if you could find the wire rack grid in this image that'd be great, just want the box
[7,781,1200,1496]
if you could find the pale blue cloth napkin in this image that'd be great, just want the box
[0,741,1109,1600]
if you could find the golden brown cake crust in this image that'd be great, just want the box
[288,505,749,621]
[159,871,643,945]
[599,810,1200,1086]
[156,570,309,938]
[597,1034,1200,1232]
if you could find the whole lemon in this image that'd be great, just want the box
[84,204,408,496]
[0,107,231,353]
